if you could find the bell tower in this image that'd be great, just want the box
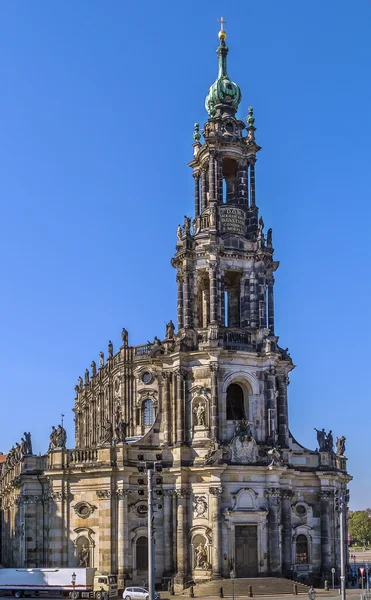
[172,20,278,359]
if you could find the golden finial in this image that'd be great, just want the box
[218,16,227,40]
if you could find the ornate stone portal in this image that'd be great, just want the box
[0,20,350,590]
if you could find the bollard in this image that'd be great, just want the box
[219,587,224,598]
[293,583,298,595]
[248,585,253,597]
[190,585,194,598]
[324,580,328,591]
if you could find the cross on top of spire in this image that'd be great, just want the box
[217,16,227,42]
[218,16,227,31]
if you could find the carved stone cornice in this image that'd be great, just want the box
[16,494,43,506]
[209,486,223,497]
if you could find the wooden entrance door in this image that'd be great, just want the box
[235,525,258,577]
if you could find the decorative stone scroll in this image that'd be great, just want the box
[96,489,113,499]
[209,487,223,497]
[193,495,208,517]
[176,488,191,499]
[116,489,132,499]
[265,488,281,499]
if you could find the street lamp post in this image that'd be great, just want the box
[138,454,163,600]
[71,572,77,600]
[230,569,236,600]
[335,490,350,600]
[365,562,369,591]
[331,567,335,590]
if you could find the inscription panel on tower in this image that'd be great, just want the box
[219,206,245,235]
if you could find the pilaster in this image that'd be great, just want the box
[265,488,282,575]
[209,486,223,578]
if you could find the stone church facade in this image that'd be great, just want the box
[1,25,350,589]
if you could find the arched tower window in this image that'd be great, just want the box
[136,536,148,571]
[296,534,308,564]
[222,158,238,204]
[226,383,245,420]
[143,399,155,426]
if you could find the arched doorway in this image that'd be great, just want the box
[136,536,148,572]
[296,535,308,564]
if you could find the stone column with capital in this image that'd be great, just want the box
[319,490,334,577]
[249,158,256,206]
[238,159,249,205]
[281,490,293,577]
[258,272,267,328]
[265,369,277,443]
[162,372,172,445]
[194,172,200,218]
[209,262,218,325]
[201,168,208,212]
[265,488,282,575]
[183,270,191,329]
[267,278,275,333]
[249,272,258,329]
[209,152,216,202]
[210,363,219,440]
[117,488,132,588]
[175,370,186,444]
[163,490,174,576]
[175,489,190,587]
[177,274,184,330]
[216,155,223,203]
[276,374,289,448]
[209,487,223,578]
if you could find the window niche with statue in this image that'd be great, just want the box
[192,396,209,440]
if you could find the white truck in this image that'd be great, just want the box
[0,568,118,599]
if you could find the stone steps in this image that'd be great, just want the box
[180,577,310,597]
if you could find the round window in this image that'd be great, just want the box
[296,504,307,517]
[137,503,148,516]
[142,372,153,384]
[76,503,91,518]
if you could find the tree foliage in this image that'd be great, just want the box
[349,511,371,543]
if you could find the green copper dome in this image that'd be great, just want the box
[205,32,242,117]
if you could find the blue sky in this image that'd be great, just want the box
[0,1,370,509]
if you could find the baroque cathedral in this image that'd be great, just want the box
[0,23,350,589]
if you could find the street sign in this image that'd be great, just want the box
[331,568,336,574]
[360,568,365,575]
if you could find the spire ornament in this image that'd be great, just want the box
[193,123,201,142]
[246,106,255,127]
[205,18,242,117]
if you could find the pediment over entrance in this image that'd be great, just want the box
[231,488,261,511]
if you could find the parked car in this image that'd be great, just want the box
[123,588,160,600]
